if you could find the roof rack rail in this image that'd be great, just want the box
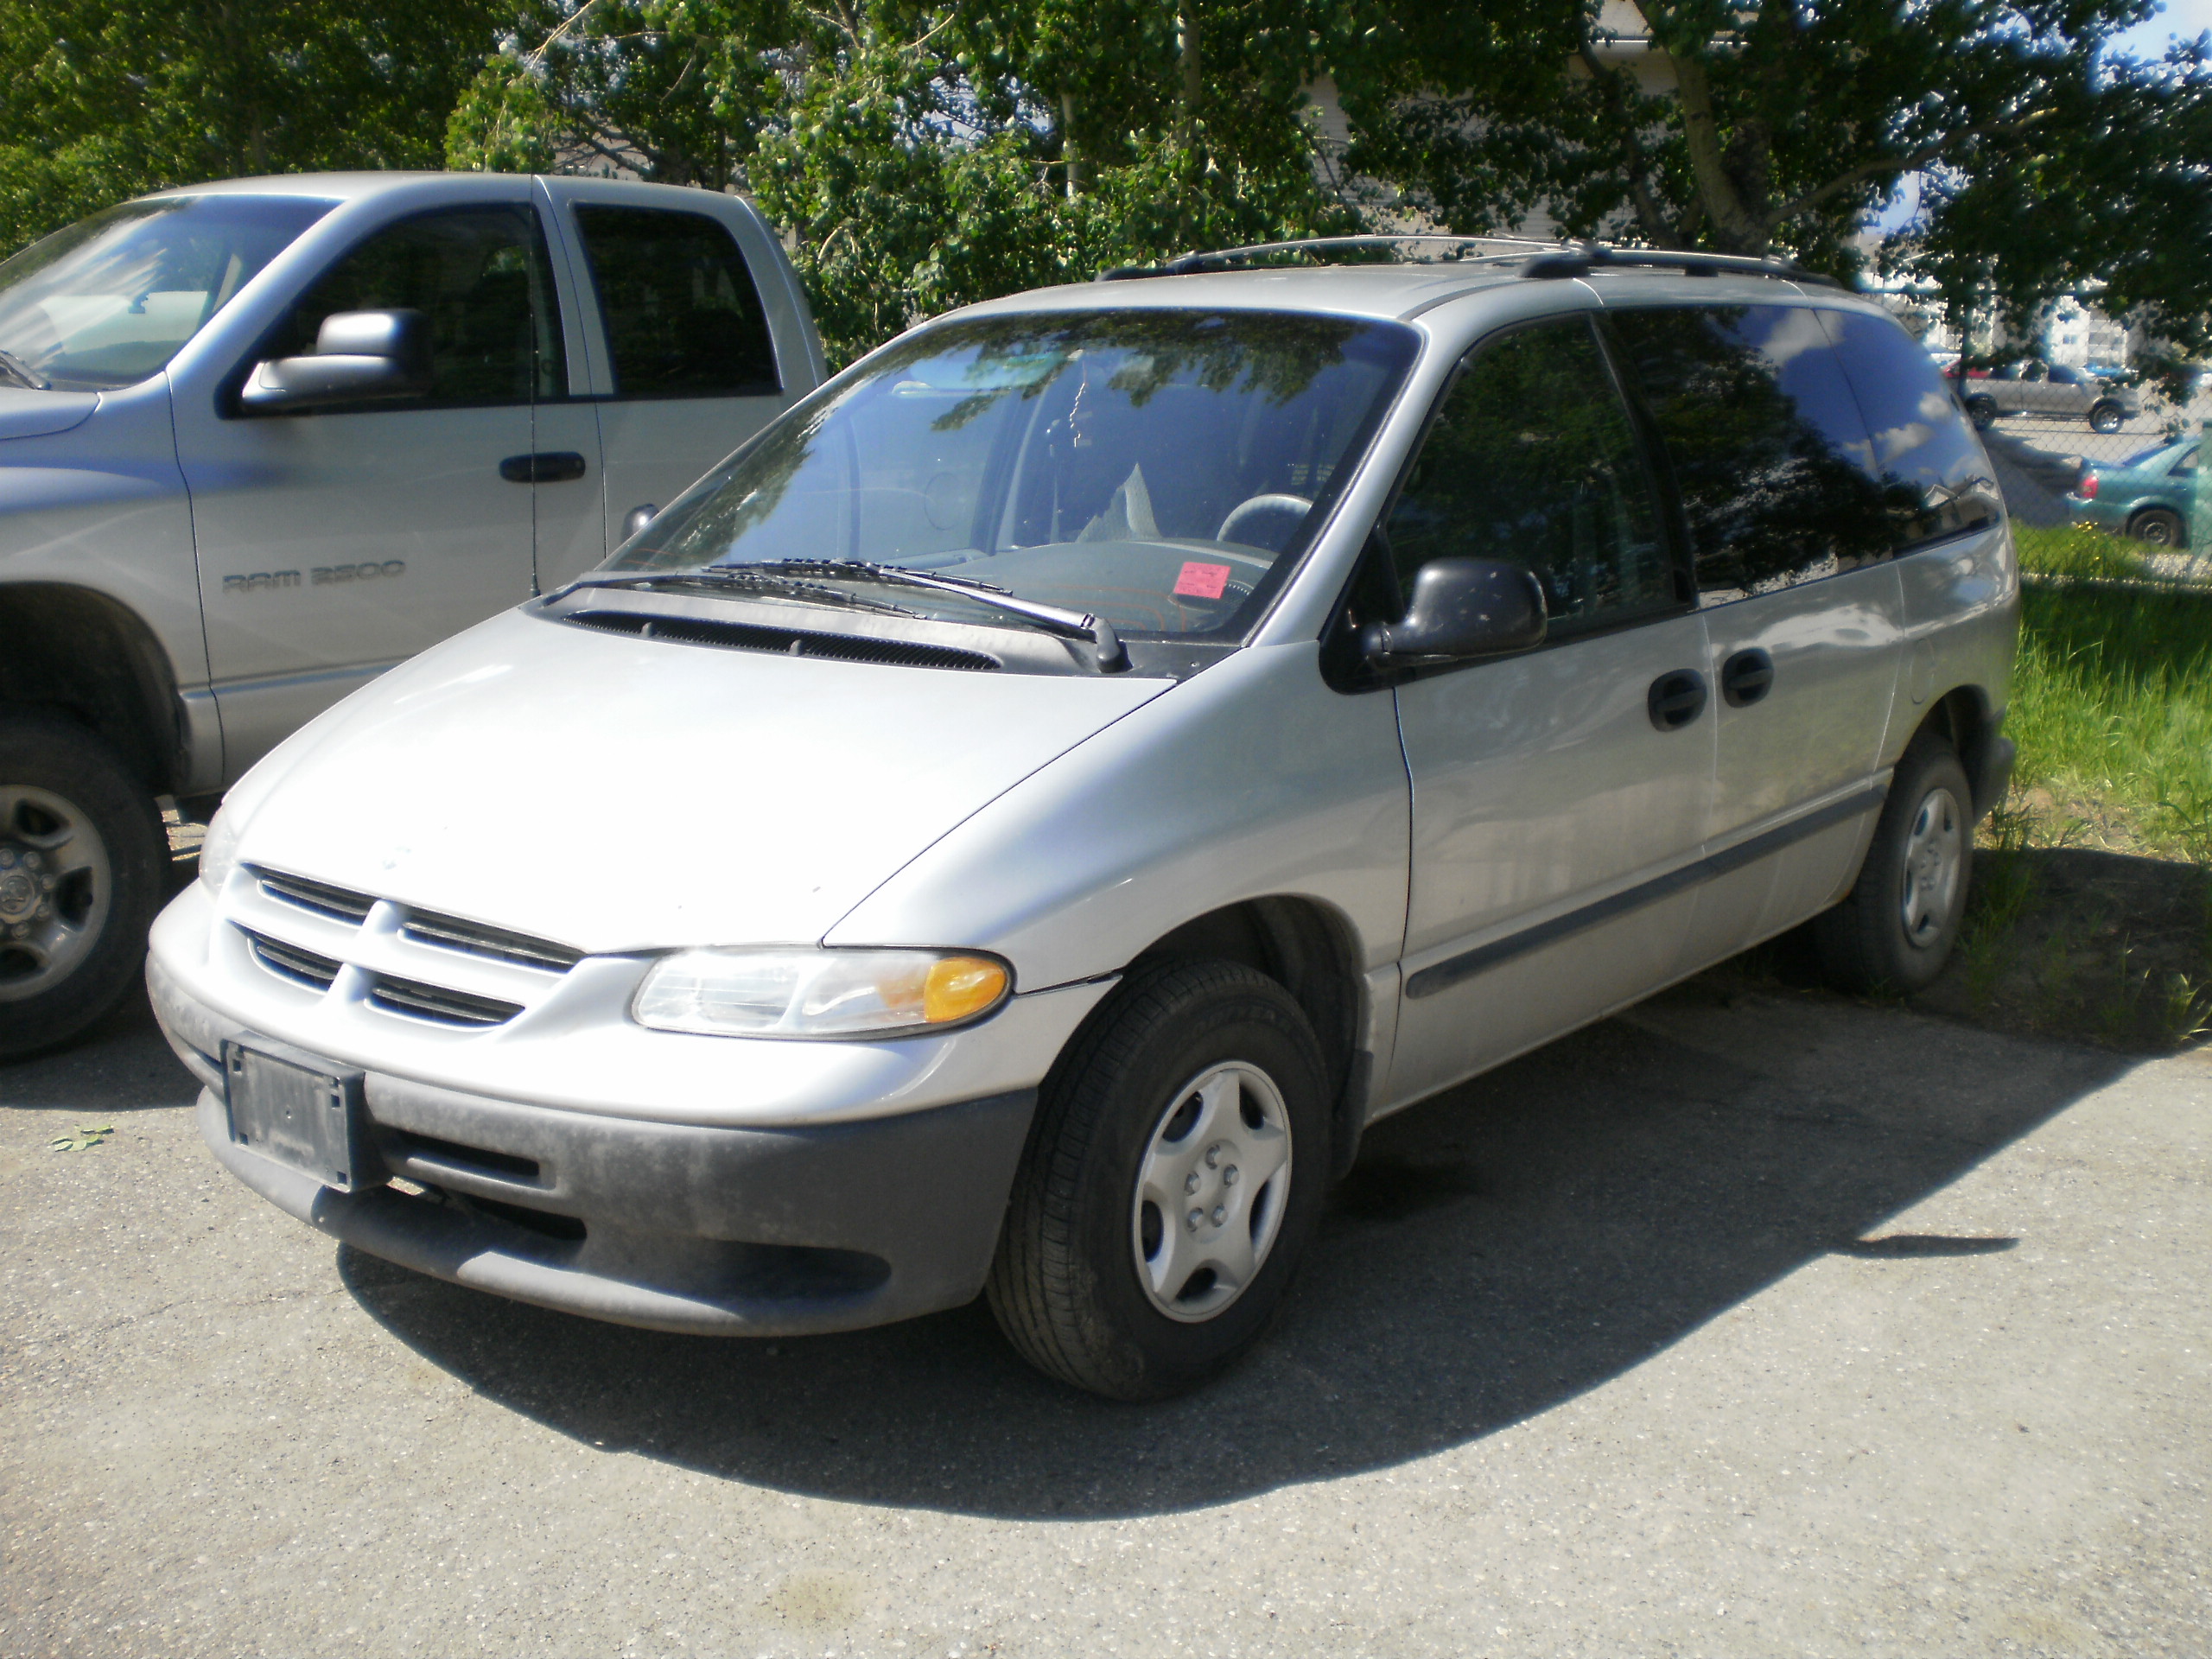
[1096,232,1842,290]
[1524,240,1842,289]
[1097,233,1556,282]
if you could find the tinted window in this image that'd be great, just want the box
[1609,305,1896,601]
[1385,315,1675,635]
[265,206,565,408]
[1818,308,1997,550]
[575,207,779,398]
[2050,365,2084,385]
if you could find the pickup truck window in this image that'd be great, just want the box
[573,206,779,398]
[0,195,332,391]
[257,206,565,410]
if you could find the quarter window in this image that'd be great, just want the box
[1608,304,1896,601]
[1384,315,1675,637]
[573,207,779,398]
[262,205,565,408]
[1818,309,1996,550]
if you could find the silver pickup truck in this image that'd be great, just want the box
[0,173,824,1057]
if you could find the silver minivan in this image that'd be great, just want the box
[148,242,2018,1399]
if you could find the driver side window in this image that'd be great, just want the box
[1385,315,1675,636]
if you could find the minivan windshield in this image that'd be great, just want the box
[0,194,334,391]
[610,309,1418,640]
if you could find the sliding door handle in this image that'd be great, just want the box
[1647,668,1708,732]
[499,451,588,483]
[1719,648,1775,707]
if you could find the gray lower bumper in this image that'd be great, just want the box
[164,961,1037,1338]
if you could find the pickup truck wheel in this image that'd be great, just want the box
[0,715,165,1060]
[2128,507,2185,548]
[1965,395,1998,430]
[986,959,1330,1400]
[1811,736,1974,995]
[2088,400,2125,435]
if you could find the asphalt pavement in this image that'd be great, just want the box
[3,978,2207,1656]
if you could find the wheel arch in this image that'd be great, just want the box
[0,583,185,796]
[1911,683,2008,818]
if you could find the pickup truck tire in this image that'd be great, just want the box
[0,713,166,1060]
[2088,400,2125,435]
[1965,395,1998,430]
[987,958,1329,1401]
[1812,735,1974,995]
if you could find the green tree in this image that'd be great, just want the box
[0,0,508,256]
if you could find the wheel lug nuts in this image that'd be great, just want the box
[1211,1205,1226,1225]
[1222,1165,1239,1186]
[1204,1144,1222,1168]
[21,853,39,871]
[1185,1208,1204,1232]
[0,849,14,868]
[1184,1171,1201,1194]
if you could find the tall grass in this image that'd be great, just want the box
[2006,524,2212,859]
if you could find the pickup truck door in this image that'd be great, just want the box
[537,181,802,572]
[177,190,589,779]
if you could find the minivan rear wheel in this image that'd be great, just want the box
[0,713,166,1060]
[987,959,1330,1400]
[1811,736,1974,995]
[1965,395,1998,430]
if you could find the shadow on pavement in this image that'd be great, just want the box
[0,988,199,1116]
[340,982,2127,1520]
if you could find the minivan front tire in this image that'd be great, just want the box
[1812,736,1974,995]
[988,958,1331,1400]
[0,713,166,1060]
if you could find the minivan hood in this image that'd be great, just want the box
[231,607,1173,954]
[0,387,99,442]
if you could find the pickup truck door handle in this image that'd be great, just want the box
[1719,648,1775,707]
[499,452,588,484]
[1647,668,1708,732]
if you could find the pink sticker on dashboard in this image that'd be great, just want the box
[1173,561,1232,600]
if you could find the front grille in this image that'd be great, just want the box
[366,973,524,1028]
[566,607,1001,672]
[399,910,582,972]
[251,866,375,923]
[242,929,342,990]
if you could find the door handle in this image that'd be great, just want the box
[1647,668,1708,732]
[499,452,588,483]
[1719,647,1775,707]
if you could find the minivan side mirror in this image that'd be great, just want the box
[239,308,433,411]
[1361,556,1547,669]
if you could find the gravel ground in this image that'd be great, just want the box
[3,979,2207,1657]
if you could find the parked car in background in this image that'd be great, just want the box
[1950,356,2139,434]
[148,243,2018,1398]
[2068,439,2200,548]
[0,172,825,1058]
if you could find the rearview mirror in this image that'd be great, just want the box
[1362,557,1547,669]
[240,308,432,411]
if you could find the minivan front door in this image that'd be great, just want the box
[1381,314,1714,1110]
[181,198,574,778]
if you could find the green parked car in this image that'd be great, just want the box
[2067,440,2200,548]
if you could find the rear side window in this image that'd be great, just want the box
[264,205,565,408]
[1817,309,1997,550]
[574,207,779,398]
[1607,304,1896,603]
[1385,314,1675,636]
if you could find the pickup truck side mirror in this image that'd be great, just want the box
[239,308,433,411]
[1362,556,1547,669]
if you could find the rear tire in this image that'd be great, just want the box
[0,714,165,1061]
[2129,507,2185,548]
[2088,400,2124,435]
[1966,395,1997,431]
[1812,736,1974,995]
[987,959,1330,1400]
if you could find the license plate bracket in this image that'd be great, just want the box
[222,1038,370,1192]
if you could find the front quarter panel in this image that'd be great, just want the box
[826,640,1412,990]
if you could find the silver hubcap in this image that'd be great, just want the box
[0,785,112,1001]
[1130,1061,1293,1323]
[1899,785,1964,950]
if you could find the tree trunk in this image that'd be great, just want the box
[1175,1,1202,245]
[1061,89,1081,198]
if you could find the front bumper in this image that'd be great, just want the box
[154,952,1046,1338]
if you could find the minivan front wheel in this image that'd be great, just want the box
[988,959,1330,1400]
[1812,736,1974,995]
[0,714,166,1060]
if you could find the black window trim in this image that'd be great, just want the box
[568,202,785,403]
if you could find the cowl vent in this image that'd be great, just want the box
[565,607,1001,673]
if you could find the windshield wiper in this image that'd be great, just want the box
[0,346,49,391]
[551,566,927,619]
[726,559,1128,672]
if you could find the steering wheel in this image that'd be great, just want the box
[1215,493,1314,554]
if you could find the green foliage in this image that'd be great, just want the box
[0,0,507,256]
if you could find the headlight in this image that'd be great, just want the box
[632,948,1012,1039]
[196,804,241,898]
